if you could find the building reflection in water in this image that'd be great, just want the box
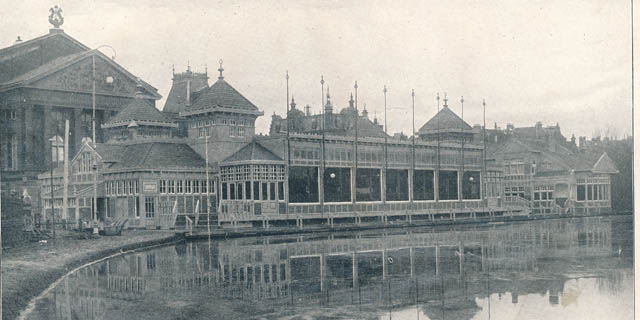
[36,217,632,320]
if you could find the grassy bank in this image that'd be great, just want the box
[1,230,182,319]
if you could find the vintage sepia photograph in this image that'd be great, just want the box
[0,1,634,319]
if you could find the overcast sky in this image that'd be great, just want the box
[1,0,632,139]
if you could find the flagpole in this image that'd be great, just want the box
[383,85,388,214]
[411,89,415,216]
[320,76,325,219]
[436,93,441,203]
[353,81,359,208]
[205,128,211,236]
[483,99,487,203]
[460,96,465,203]
[286,71,290,218]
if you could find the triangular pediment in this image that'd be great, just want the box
[28,52,159,98]
[592,152,618,174]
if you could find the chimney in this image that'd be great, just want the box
[305,104,311,116]
[186,79,191,106]
[14,36,22,45]
[579,136,586,149]
[535,121,542,139]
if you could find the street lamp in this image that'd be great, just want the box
[91,45,116,233]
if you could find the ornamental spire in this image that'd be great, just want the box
[217,59,224,80]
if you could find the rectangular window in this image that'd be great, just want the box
[262,182,268,201]
[462,171,481,200]
[145,198,155,218]
[168,180,175,194]
[238,127,245,137]
[269,183,276,201]
[193,180,200,194]
[356,168,381,201]
[209,180,216,194]
[386,169,409,201]
[278,182,284,201]
[159,180,166,193]
[254,181,260,200]
[413,170,434,201]
[176,180,183,193]
[237,183,243,200]
[135,197,140,217]
[222,183,228,200]
[230,183,236,200]
[438,170,459,200]
[577,185,586,201]
[185,180,191,193]
[246,181,252,200]
[201,180,208,193]
[289,167,319,203]
[324,167,351,202]
[587,185,593,200]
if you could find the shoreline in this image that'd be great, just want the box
[2,231,183,320]
[6,211,631,319]
[184,211,632,240]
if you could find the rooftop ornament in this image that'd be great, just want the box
[49,5,64,28]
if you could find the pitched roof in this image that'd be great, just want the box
[418,106,472,133]
[103,98,177,128]
[222,140,283,164]
[162,72,209,114]
[107,142,205,170]
[187,78,259,112]
[0,34,160,98]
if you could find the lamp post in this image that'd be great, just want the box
[91,45,116,233]
[48,135,58,245]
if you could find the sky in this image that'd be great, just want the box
[0,0,633,139]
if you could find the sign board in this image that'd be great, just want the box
[143,181,157,193]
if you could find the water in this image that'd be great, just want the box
[26,216,633,320]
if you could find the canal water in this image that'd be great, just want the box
[26,215,633,320]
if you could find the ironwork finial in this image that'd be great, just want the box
[48,5,64,28]
[218,59,224,80]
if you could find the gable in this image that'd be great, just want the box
[28,53,156,98]
[592,153,618,174]
[0,31,88,84]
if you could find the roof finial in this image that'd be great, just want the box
[218,59,224,80]
[326,86,331,100]
[443,92,448,108]
[48,5,64,29]
[172,64,175,76]
[290,96,296,109]
[205,63,208,77]
[135,77,144,98]
[187,60,191,72]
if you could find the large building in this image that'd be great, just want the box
[1,13,161,220]
[28,9,618,230]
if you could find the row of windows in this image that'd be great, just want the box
[0,109,18,120]
[159,179,216,194]
[221,181,285,201]
[106,180,139,196]
[191,118,253,128]
[197,126,246,138]
[577,184,609,201]
[220,165,286,182]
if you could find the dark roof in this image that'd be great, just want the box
[0,32,160,98]
[0,51,89,89]
[222,140,283,163]
[94,144,127,163]
[418,106,472,133]
[188,78,259,112]
[108,142,205,170]
[162,72,209,114]
[103,98,177,128]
